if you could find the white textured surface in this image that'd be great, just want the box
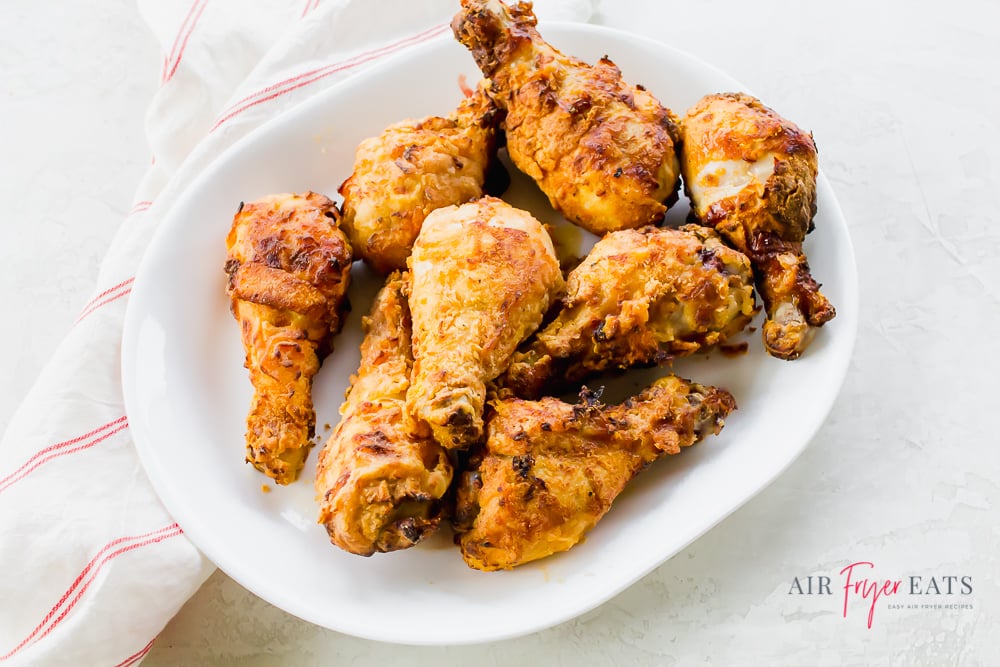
[1,0,997,664]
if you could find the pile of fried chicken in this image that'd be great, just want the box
[223,0,835,571]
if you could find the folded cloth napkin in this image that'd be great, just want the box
[0,0,594,664]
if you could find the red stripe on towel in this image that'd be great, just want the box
[128,201,153,216]
[77,278,135,316]
[0,524,184,660]
[216,22,446,116]
[163,0,209,84]
[73,283,135,326]
[300,0,321,19]
[210,23,448,131]
[160,0,204,83]
[113,637,157,667]
[70,201,149,324]
[0,417,129,494]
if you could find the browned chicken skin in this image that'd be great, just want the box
[454,375,737,570]
[224,192,352,484]
[500,225,757,399]
[406,196,564,450]
[339,85,502,274]
[452,0,682,234]
[315,272,452,556]
[680,93,835,360]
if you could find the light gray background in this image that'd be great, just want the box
[2,0,996,664]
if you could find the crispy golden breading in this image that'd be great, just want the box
[224,192,352,484]
[454,375,736,570]
[339,86,502,274]
[500,225,757,399]
[452,0,681,235]
[406,196,565,450]
[315,272,453,556]
[680,92,835,360]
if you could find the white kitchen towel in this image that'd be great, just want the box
[0,1,595,664]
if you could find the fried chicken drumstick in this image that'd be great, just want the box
[454,375,737,570]
[680,93,835,360]
[339,84,503,274]
[315,272,452,556]
[500,225,757,399]
[225,192,352,484]
[406,196,564,450]
[452,0,682,234]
